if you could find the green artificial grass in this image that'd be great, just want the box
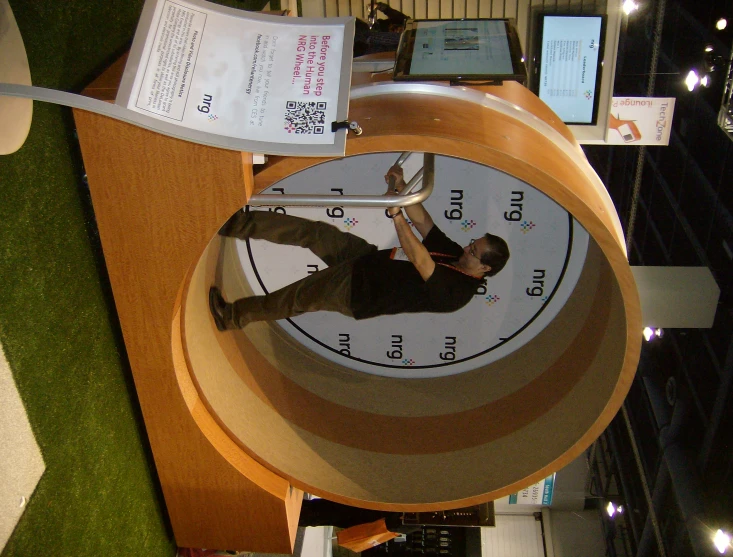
[0,0,271,555]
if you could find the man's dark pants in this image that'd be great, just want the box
[219,210,377,328]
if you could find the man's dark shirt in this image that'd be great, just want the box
[349,225,482,320]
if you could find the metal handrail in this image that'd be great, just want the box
[247,152,435,207]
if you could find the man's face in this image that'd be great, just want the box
[459,236,491,274]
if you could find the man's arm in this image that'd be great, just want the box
[389,210,436,281]
[385,165,435,239]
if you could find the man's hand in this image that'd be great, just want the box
[384,165,406,193]
[383,163,434,239]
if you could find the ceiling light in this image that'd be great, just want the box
[643,327,665,341]
[686,70,700,91]
[606,502,617,517]
[716,18,727,30]
[622,0,639,15]
[705,51,728,72]
[701,75,710,87]
[714,530,730,554]
[705,44,714,52]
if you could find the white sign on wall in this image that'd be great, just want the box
[117,0,353,155]
[538,16,604,125]
[235,153,590,379]
[508,474,556,506]
[606,97,675,145]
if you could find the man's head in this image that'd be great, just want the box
[460,233,510,278]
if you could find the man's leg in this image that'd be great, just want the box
[220,209,376,265]
[215,260,354,329]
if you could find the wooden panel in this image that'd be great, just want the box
[505,0,520,22]
[336,0,352,16]
[72,103,301,551]
[324,0,340,18]
[349,65,574,146]
[82,52,129,101]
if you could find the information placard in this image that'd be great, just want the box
[117,0,354,155]
[508,475,556,505]
[535,15,605,125]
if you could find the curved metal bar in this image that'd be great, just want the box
[249,152,435,207]
[403,168,424,194]
[394,151,411,166]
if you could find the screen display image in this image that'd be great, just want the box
[409,20,514,76]
[537,15,604,125]
[393,18,526,82]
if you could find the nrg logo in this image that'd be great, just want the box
[197,93,213,113]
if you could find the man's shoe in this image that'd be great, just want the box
[209,287,229,331]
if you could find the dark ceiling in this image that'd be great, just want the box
[582,0,732,555]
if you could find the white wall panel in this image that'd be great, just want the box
[481,515,545,557]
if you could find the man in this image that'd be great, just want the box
[209,164,509,331]
[354,2,410,56]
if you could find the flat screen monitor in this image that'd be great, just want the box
[533,14,606,125]
[393,19,527,83]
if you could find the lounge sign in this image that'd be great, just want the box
[606,96,675,145]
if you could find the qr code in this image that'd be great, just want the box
[284,101,326,134]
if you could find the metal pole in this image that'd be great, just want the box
[248,152,435,207]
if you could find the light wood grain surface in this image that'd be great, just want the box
[73,108,301,551]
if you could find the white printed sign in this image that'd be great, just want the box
[236,153,589,379]
[538,16,603,125]
[606,97,675,145]
[117,0,353,154]
[509,475,556,505]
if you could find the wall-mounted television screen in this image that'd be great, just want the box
[393,19,527,84]
[532,14,606,125]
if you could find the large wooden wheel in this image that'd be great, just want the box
[179,83,641,509]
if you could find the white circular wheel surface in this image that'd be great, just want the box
[238,152,589,378]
